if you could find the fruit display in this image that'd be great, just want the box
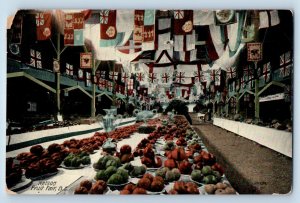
[120,183,147,194]
[128,165,147,178]
[74,180,108,194]
[62,152,91,168]
[155,167,181,182]
[137,173,165,193]
[6,158,23,188]
[115,145,134,164]
[95,166,129,185]
[141,146,162,168]
[190,166,222,185]
[24,158,58,179]
[93,155,122,171]
[168,181,200,194]
[203,182,236,194]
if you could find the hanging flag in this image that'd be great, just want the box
[284,85,292,102]
[66,63,73,76]
[155,17,172,50]
[247,73,255,89]
[121,72,129,83]
[260,62,271,83]
[259,10,280,29]
[193,10,215,26]
[100,10,117,39]
[194,70,202,83]
[243,65,253,81]
[240,75,246,89]
[99,78,107,90]
[210,69,221,86]
[99,10,123,48]
[28,49,42,68]
[174,49,197,62]
[107,81,114,92]
[136,72,145,82]
[195,25,219,61]
[64,12,84,46]
[86,71,92,87]
[214,10,236,25]
[36,12,51,40]
[173,10,193,35]
[134,10,144,43]
[279,51,292,78]
[160,72,171,83]
[175,72,185,83]
[127,79,134,90]
[174,30,196,51]
[100,71,106,79]
[109,71,118,80]
[148,72,158,83]
[226,67,236,79]
[80,53,92,68]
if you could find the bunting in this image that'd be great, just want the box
[136,72,145,82]
[226,67,236,79]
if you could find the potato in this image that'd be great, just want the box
[204,184,216,194]
[225,186,236,194]
[215,182,227,190]
[214,188,226,195]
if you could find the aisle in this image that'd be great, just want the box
[193,124,292,194]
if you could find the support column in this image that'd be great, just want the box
[254,77,260,121]
[91,58,96,118]
[56,33,61,118]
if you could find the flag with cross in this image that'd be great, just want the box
[109,71,118,80]
[136,72,145,82]
[161,72,171,83]
[148,72,158,83]
[279,51,292,78]
[260,62,271,84]
[175,72,185,83]
[66,63,73,76]
[28,49,42,68]
[226,67,236,79]
[121,72,129,83]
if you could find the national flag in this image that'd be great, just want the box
[279,51,292,78]
[284,85,292,102]
[247,74,255,89]
[226,67,236,79]
[127,79,134,90]
[99,78,107,90]
[259,10,280,29]
[64,12,84,46]
[136,72,145,82]
[243,65,253,79]
[109,71,118,80]
[80,53,92,68]
[86,72,92,87]
[260,62,271,83]
[28,49,42,68]
[66,63,73,76]
[161,72,171,83]
[107,81,113,92]
[240,75,246,89]
[36,12,52,40]
[173,10,193,35]
[121,72,129,83]
[175,72,185,83]
[210,69,221,86]
[174,30,195,51]
[148,72,158,83]
[100,10,117,40]
[100,71,106,79]
[155,17,172,50]
[194,70,202,83]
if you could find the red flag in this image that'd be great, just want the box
[100,10,117,40]
[36,12,52,40]
[173,10,193,35]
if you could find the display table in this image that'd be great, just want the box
[213,118,292,157]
